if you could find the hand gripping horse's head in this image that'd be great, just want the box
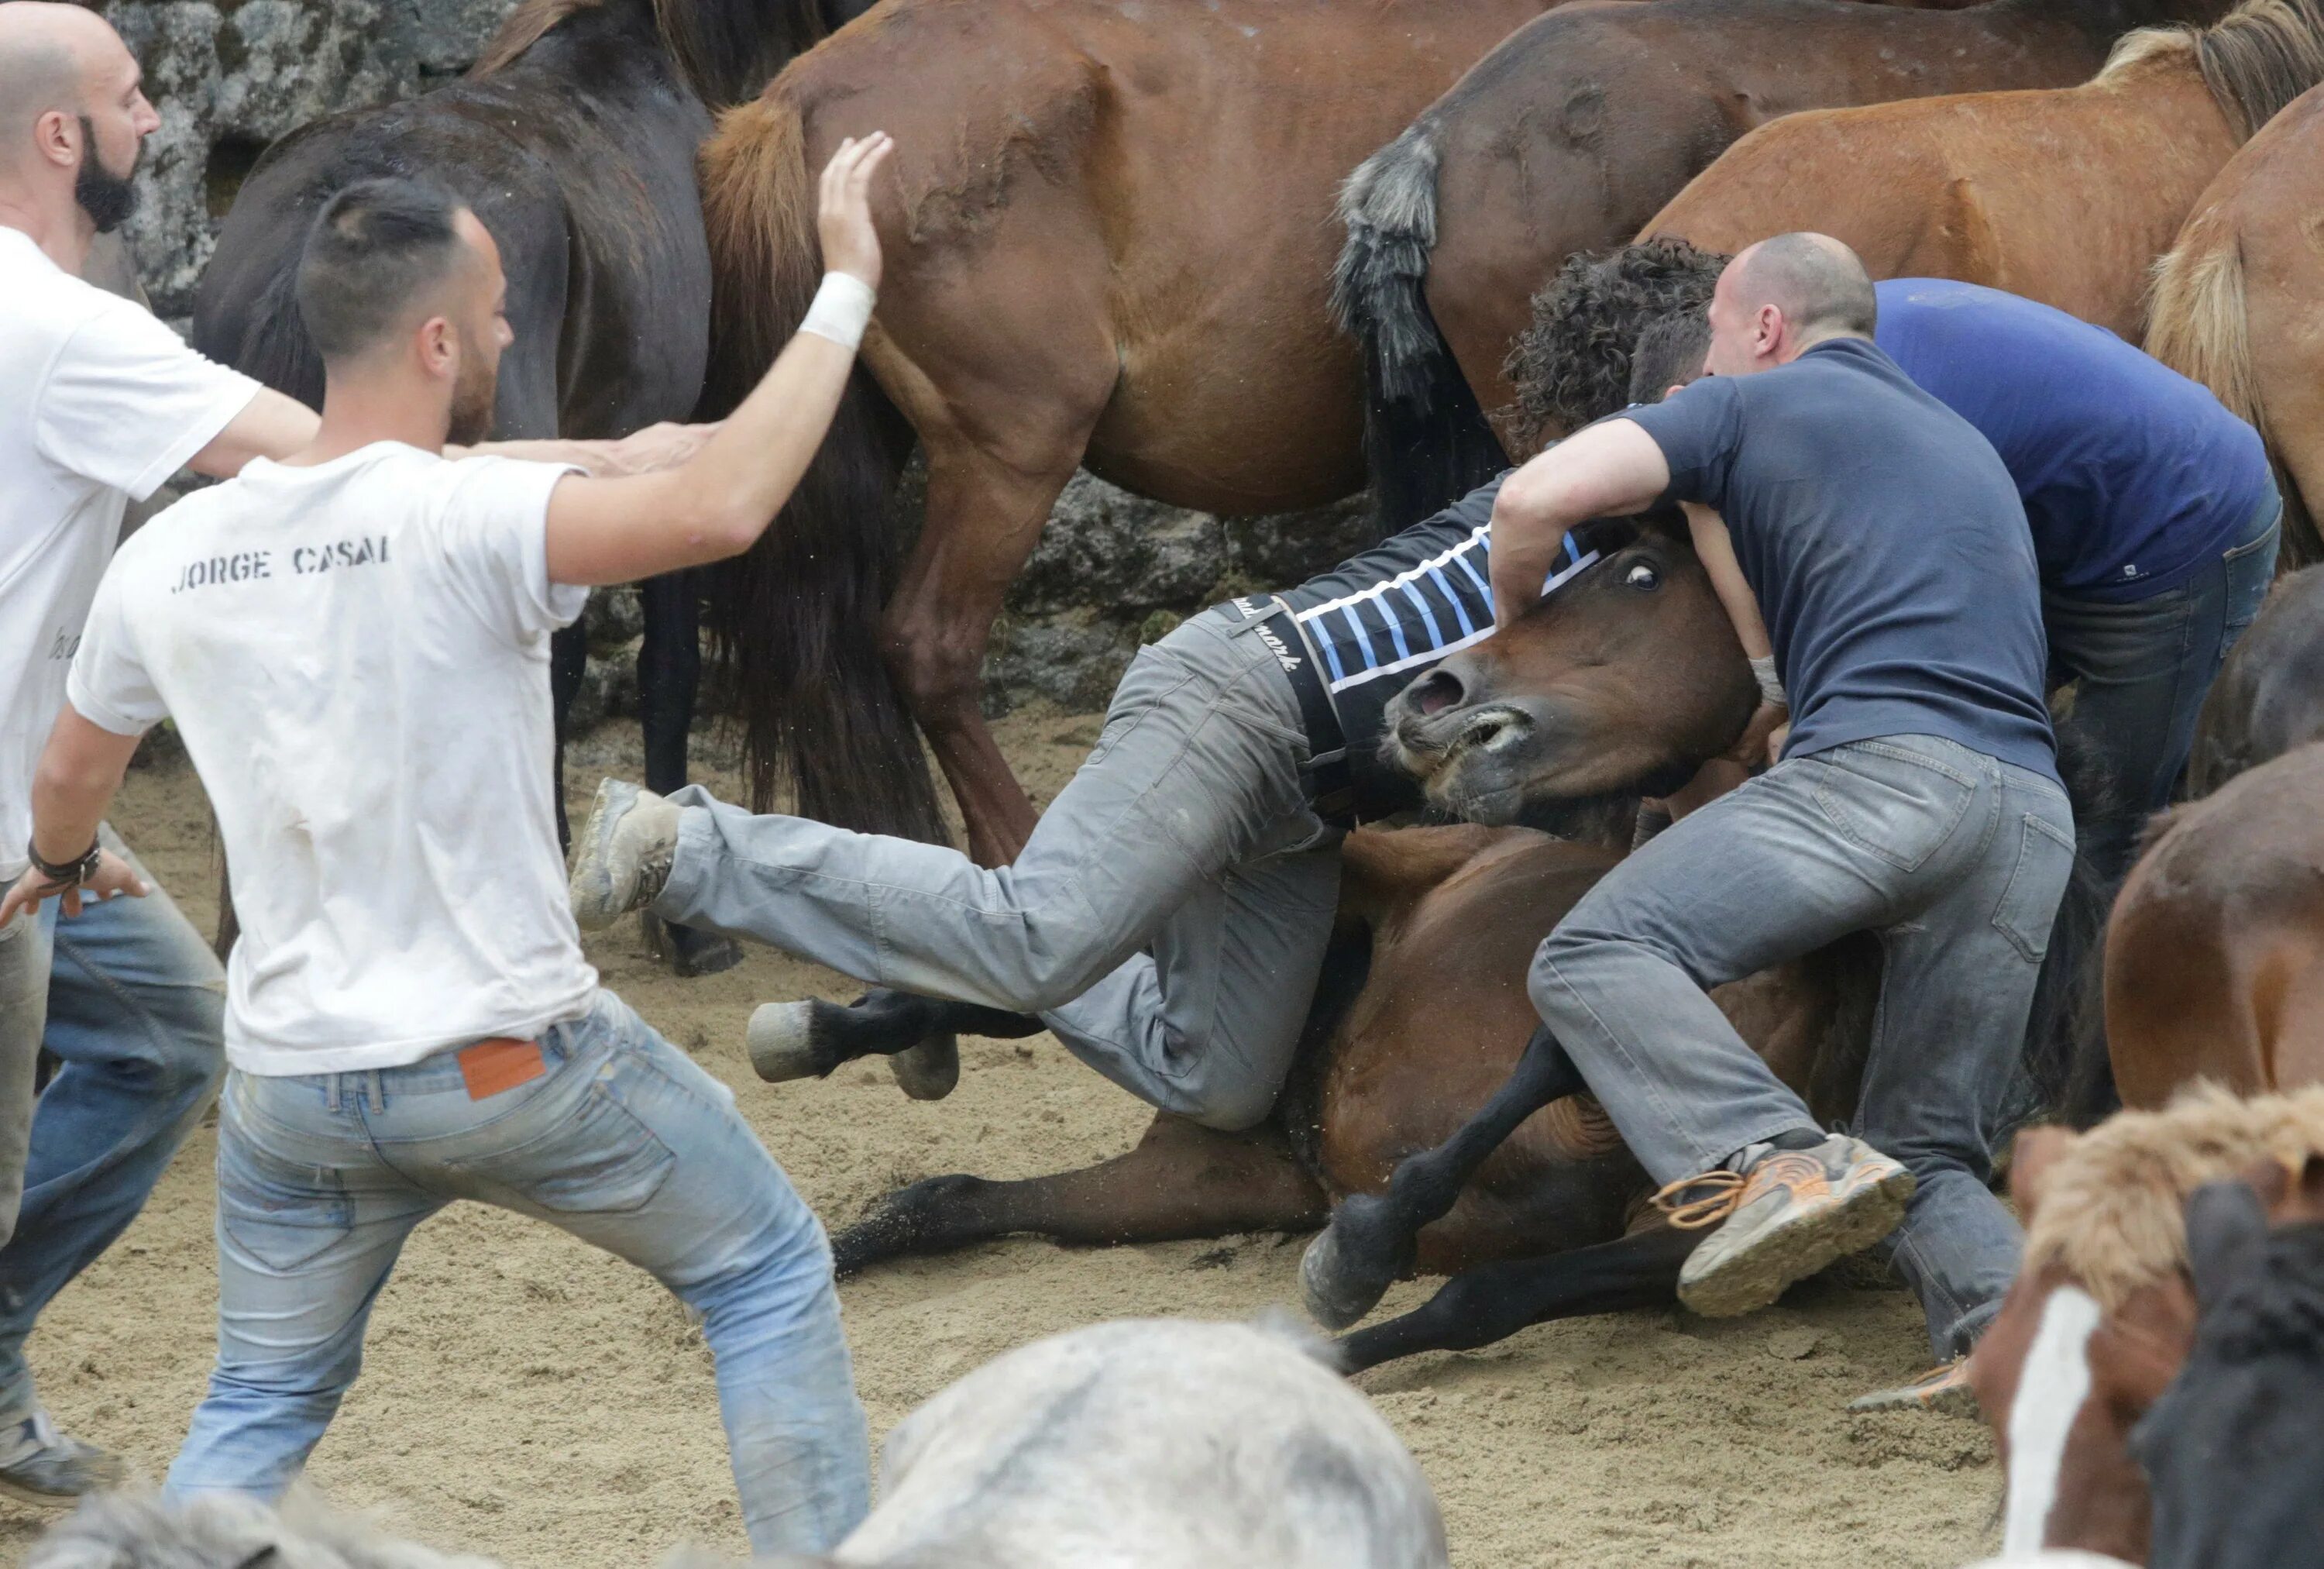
[1380,525,1758,827]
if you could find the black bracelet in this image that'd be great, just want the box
[27,837,101,886]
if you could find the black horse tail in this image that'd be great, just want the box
[2020,725,2137,1129]
[696,90,940,838]
[1332,121,1508,532]
[191,231,325,411]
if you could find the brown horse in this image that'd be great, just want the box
[819,525,2111,1369]
[2147,80,2324,567]
[694,0,1574,865]
[1339,0,2239,525]
[1640,0,2324,341]
[1964,1087,2324,1563]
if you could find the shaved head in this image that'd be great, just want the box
[1703,231,1877,377]
[1730,233,1877,340]
[0,2,119,141]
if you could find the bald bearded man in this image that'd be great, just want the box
[0,2,676,1500]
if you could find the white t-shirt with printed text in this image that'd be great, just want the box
[69,442,599,1074]
[0,225,259,878]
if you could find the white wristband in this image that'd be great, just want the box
[1748,654,1787,709]
[798,271,876,350]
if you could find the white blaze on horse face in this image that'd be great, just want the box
[2002,1284,2106,1557]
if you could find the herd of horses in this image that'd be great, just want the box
[178,0,2324,1560]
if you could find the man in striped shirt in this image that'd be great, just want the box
[568,479,1615,1131]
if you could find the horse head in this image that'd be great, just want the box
[1381,522,1757,825]
[1966,1089,2324,1567]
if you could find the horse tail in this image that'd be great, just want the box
[696,91,940,837]
[191,239,325,411]
[2021,728,2134,1128]
[1332,122,1508,532]
[2148,216,2322,569]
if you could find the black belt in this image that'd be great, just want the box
[1229,597,1357,830]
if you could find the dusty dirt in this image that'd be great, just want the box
[0,712,2002,1567]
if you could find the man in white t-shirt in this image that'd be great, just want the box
[0,127,896,1548]
[0,4,686,1504]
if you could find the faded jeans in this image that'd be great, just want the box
[0,826,225,1424]
[655,605,1342,1131]
[2045,490,2281,875]
[1529,735,2075,1361]
[165,990,869,1555]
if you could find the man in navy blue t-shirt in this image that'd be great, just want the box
[1625,275,2278,872]
[1487,234,2075,1390]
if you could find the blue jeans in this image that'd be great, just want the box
[2045,491,2281,874]
[1529,735,2075,1360]
[163,991,869,1555]
[0,826,225,1425]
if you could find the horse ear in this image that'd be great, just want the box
[2007,1124,2078,1223]
[2185,1177,2270,1312]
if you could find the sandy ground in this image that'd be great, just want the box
[0,711,2002,1567]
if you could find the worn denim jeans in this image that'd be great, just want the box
[0,826,225,1425]
[1530,735,2075,1361]
[2045,490,2281,875]
[164,990,869,1556]
[655,605,1342,1132]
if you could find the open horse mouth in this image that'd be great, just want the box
[1386,702,1541,824]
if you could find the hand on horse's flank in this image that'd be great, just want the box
[818,132,895,292]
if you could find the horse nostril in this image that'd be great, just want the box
[1411,669,1466,717]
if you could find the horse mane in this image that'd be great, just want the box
[472,0,834,110]
[2023,1084,2324,1311]
[2102,0,2324,142]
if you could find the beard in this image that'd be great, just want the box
[446,350,500,447]
[74,117,141,235]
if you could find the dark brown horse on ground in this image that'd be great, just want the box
[1639,0,2324,341]
[1339,0,2239,525]
[816,525,2115,1370]
[191,0,863,972]
[2147,80,2324,567]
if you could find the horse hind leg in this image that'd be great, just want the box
[832,1110,1327,1275]
[632,569,741,978]
[1336,1226,1697,1375]
[1300,1023,1587,1330]
[748,987,1043,1102]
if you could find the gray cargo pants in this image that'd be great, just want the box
[1530,733,2075,1360]
[655,606,1342,1130]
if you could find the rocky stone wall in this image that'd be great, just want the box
[97,0,520,318]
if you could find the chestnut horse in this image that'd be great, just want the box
[1338,0,2239,526]
[817,526,2115,1371]
[1964,1088,2324,1564]
[1642,0,2324,341]
[695,0,1573,865]
[191,0,863,972]
[2147,80,2324,566]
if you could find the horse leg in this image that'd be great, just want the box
[832,1110,1326,1275]
[632,570,742,978]
[1336,1227,1697,1375]
[748,986,1042,1102]
[1301,1022,1585,1330]
[881,432,1089,867]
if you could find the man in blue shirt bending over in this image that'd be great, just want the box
[1488,233,2076,1395]
[1577,253,2280,871]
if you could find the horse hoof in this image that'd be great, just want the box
[747,1002,823,1083]
[891,1033,961,1100]
[641,914,743,979]
[1300,1223,1392,1331]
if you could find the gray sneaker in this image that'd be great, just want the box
[1662,1133,1915,1319]
[0,1409,123,1508]
[569,779,682,931]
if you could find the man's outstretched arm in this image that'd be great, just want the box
[1487,418,1672,628]
[541,132,895,588]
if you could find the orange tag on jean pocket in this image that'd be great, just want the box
[458,1037,545,1099]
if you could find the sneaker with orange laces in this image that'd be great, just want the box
[1656,1132,1915,1319]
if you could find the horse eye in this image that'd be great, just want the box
[1624,563,1660,590]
